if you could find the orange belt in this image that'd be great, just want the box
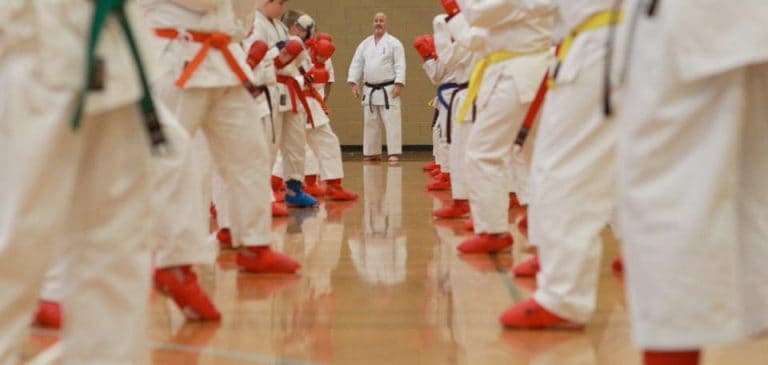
[154,28,262,97]
[277,75,314,127]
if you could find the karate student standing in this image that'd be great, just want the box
[0,0,163,362]
[438,0,553,255]
[141,0,301,273]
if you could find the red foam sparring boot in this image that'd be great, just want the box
[272,202,289,217]
[426,173,451,191]
[303,175,327,197]
[236,246,301,274]
[154,266,221,321]
[429,166,443,177]
[273,190,285,203]
[33,300,61,329]
[612,256,624,273]
[217,228,233,250]
[513,256,540,277]
[644,351,701,365]
[422,160,438,171]
[463,218,474,231]
[325,179,358,201]
[457,233,513,254]
[271,175,285,202]
[433,199,470,219]
[499,298,584,329]
[509,193,522,209]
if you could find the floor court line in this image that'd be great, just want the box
[27,329,320,365]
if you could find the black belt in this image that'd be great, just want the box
[445,82,469,144]
[364,80,395,112]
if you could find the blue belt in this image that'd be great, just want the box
[436,82,459,109]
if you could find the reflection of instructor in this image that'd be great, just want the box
[348,12,406,163]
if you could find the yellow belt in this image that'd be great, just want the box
[549,10,623,87]
[457,49,548,123]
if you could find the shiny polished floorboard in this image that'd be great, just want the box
[24,158,768,364]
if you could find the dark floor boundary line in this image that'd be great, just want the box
[340,145,433,152]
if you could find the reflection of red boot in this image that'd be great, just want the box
[216,228,233,250]
[303,175,327,197]
[325,179,358,201]
[433,199,470,219]
[517,214,528,237]
[643,351,700,365]
[509,193,521,209]
[612,256,623,273]
[236,246,301,274]
[209,202,217,219]
[154,266,221,321]
[457,233,513,254]
[272,202,288,217]
[271,175,285,202]
[33,300,61,329]
[513,256,540,277]
[499,298,583,329]
[463,218,474,231]
[422,160,438,171]
[426,173,451,191]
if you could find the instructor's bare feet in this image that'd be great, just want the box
[388,155,399,165]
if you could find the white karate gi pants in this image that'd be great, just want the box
[466,63,530,234]
[617,16,768,348]
[0,54,152,364]
[529,28,615,323]
[162,84,272,247]
[363,105,403,156]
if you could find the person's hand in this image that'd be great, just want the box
[350,83,360,99]
[392,84,403,98]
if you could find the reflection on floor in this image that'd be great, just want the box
[24,159,768,365]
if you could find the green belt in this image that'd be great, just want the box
[71,0,166,150]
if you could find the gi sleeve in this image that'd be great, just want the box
[393,38,406,86]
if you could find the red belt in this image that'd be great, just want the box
[277,75,314,127]
[514,71,549,151]
[154,28,260,96]
[303,87,329,116]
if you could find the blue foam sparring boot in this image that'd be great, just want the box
[284,179,318,207]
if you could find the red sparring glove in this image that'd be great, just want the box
[247,40,269,69]
[440,0,461,19]
[274,39,304,69]
[312,38,336,64]
[306,64,330,84]
[412,34,436,62]
[316,32,333,43]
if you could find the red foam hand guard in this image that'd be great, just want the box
[412,34,436,61]
[274,39,304,69]
[440,0,460,18]
[316,32,333,43]
[306,65,330,84]
[247,40,269,69]
[312,39,336,63]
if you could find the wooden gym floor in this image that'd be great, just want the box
[22,155,768,364]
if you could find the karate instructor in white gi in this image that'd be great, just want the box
[348,12,406,164]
